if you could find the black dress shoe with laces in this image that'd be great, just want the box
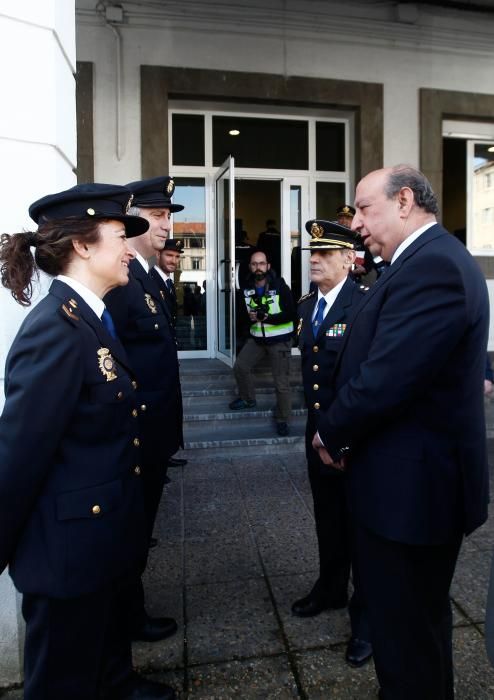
[291,589,348,617]
[168,456,187,467]
[131,616,178,642]
[106,672,176,699]
[345,637,373,667]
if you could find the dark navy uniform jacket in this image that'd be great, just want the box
[150,267,178,331]
[297,278,366,470]
[0,279,146,598]
[317,224,490,545]
[104,258,183,462]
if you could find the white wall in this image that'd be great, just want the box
[75,0,494,183]
[0,0,76,685]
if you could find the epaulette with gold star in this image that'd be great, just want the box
[59,297,80,324]
[297,290,315,305]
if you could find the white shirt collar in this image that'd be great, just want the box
[153,265,171,283]
[390,221,436,265]
[134,251,149,273]
[313,277,347,321]
[56,275,105,319]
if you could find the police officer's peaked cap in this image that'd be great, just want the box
[126,176,185,212]
[163,238,184,253]
[303,219,358,251]
[336,204,356,218]
[29,183,149,238]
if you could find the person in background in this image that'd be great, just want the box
[0,184,175,699]
[292,219,372,668]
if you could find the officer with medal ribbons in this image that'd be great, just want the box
[104,176,185,645]
[292,219,372,668]
[0,184,176,698]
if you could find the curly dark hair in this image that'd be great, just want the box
[0,218,101,306]
[385,164,439,215]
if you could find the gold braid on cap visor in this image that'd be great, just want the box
[309,238,355,249]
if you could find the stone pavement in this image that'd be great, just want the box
[2,440,494,699]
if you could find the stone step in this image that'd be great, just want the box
[182,391,305,415]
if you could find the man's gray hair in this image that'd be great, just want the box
[127,205,141,217]
[384,164,439,215]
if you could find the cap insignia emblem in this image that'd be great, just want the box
[166,179,174,194]
[311,222,324,239]
[342,206,350,214]
[125,194,134,213]
[175,240,182,248]
[144,293,158,314]
[87,208,95,216]
[97,348,117,381]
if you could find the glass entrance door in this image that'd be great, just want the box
[215,156,236,366]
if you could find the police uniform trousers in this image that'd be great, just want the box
[233,337,291,422]
[305,420,369,641]
[352,522,462,699]
[22,581,133,700]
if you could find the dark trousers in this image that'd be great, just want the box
[22,586,132,700]
[353,522,462,700]
[307,450,370,640]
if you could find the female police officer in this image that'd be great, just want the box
[0,184,175,699]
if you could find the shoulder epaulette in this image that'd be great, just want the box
[59,297,80,324]
[297,290,315,304]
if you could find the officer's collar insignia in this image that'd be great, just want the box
[297,318,303,336]
[97,348,117,381]
[62,304,79,321]
[68,298,78,308]
[125,194,134,213]
[144,293,158,314]
[166,179,174,194]
[311,222,324,238]
[159,290,164,299]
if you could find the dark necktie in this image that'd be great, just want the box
[312,297,326,338]
[166,278,175,297]
[101,308,117,339]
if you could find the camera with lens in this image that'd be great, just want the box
[253,296,273,321]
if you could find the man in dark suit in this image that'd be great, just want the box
[292,219,372,667]
[312,165,490,699]
[104,176,185,643]
[151,238,184,338]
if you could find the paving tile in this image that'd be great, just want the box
[185,534,263,585]
[186,579,283,664]
[184,500,251,539]
[253,526,319,577]
[244,497,314,531]
[143,541,184,589]
[453,625,494,699]
[133,586,184,671]
[270,572,350,650]
[183,460,236,482]
[451,546,491,622]
[294,647,378,699]
[237,475,300,500]
[467,509,494,552]
[183,478,244,504]
[235,456,287,475]
[185,656,298,698]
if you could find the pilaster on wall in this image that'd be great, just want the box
[140,66,383,181]
[0,0,77,686]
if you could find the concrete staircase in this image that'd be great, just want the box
[179,358,306,457]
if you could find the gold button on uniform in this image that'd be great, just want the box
[134,466,141,475]
[117,391,123,400]
[313,346,319,353]
[132,381,138,389]
[313,384,319,391]
[313,365,319,371]
[132,409,138,417]
[92,505,101,515]
[133,437,140,447]
[154,323,159,330]
[140,404,147,412]
[314,402,320,409]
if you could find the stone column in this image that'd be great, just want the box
[0,0,76,685]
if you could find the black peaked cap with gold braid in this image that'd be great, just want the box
[303,219,358,251]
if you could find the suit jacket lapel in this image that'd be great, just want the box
[130,259,172,322]
[316,278,356,340]
[50,280,134,376]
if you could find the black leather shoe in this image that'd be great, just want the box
[131,616,178,642]
[345,637,373,667]
[168,456,187,467]
[108,673,176,699]
[291,590,348,617]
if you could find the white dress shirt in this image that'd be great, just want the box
[390,221,436,265]
[57,275,105,319]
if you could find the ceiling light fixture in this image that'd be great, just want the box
[229,129,240,136]
[488,146,494,153]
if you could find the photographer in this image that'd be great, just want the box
[229,249,295,436]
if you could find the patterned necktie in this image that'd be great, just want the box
[101,308,117,340]
[312,297,326,338]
